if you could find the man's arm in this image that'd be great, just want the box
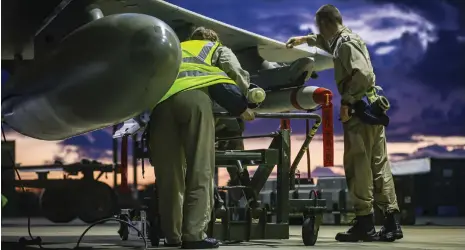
[306,34,329,51]
[208,83,248,117]
[213,46,250,94]
[337,41,375,105]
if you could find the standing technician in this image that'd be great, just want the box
[148,27,254,249]
[286,4,403,242]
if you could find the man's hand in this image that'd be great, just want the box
[240,108,256,121]
[285,36,308,48]
[339,105,352,123]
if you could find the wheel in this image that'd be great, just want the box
[302,217,318,246]
[77,181,117,224]
[40,187,78,223]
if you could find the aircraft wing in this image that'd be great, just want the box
[258,44,334,72]
[121,0,334,72]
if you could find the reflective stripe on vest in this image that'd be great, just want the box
[198,41,215,61]
[181,41,216,65]
[182,56,208,65]
[178,70,228,79]
[157,40,236,104]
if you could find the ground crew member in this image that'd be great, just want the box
[148,27,254,249]
[286,4,403,242]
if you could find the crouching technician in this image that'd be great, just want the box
[147,27,254,249]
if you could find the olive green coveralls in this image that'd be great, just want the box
[148,89,215,243]
[147,40,245,244]
[307,27,399,216]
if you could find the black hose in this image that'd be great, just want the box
[1,125,44,249]
[289,119,321,178]
[74,217,147,249]
[309,190,318,207]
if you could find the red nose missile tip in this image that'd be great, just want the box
[313,87,333,105]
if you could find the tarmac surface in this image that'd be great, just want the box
[2,218,465,250]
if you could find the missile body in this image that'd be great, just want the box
[2,13,182,140]
[254,85,335,167]
[255,86,332,112]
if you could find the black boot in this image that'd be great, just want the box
[164,240,182,247]
[335,214,380,242]
[377,212,403,241]
[181,238,220,249]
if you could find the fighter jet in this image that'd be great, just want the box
[1,0,335,141]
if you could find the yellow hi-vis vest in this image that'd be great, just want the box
[158,40,237,104]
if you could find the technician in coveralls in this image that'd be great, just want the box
[286,4,403,242]
[148,27,254,249]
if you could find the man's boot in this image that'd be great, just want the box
[377,212,403,242]
[335,214,380,242]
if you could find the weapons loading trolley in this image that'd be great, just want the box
[113,112,328,247]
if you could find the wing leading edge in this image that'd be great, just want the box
[138,0,334,72]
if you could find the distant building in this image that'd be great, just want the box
[313,157,465,217]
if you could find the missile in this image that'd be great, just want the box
[254,86,335,167]
[2,13,182,141]
[255,86,332,112]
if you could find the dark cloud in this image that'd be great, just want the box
[386,98,400,116]
[60,130,117,159]
[61,130,112,150]
[410,30,465,91]
[367,0,465,33]
[385,101,465,137]
[370,17,419,30]
[418,104,465,135]
[362,1,465,93]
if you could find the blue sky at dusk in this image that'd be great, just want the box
[2,0,465,184]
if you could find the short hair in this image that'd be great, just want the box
[316,4,343,25]
[189,27,220,42]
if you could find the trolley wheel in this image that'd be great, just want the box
[302,217,319,246]
[40,187,78,223]
[78,181,117,224]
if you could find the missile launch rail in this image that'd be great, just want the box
[117,112,327,247]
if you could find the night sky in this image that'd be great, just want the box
[2,0,465,182]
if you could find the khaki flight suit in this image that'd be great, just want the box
[307,27,399,216]
[148,88,215,243]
